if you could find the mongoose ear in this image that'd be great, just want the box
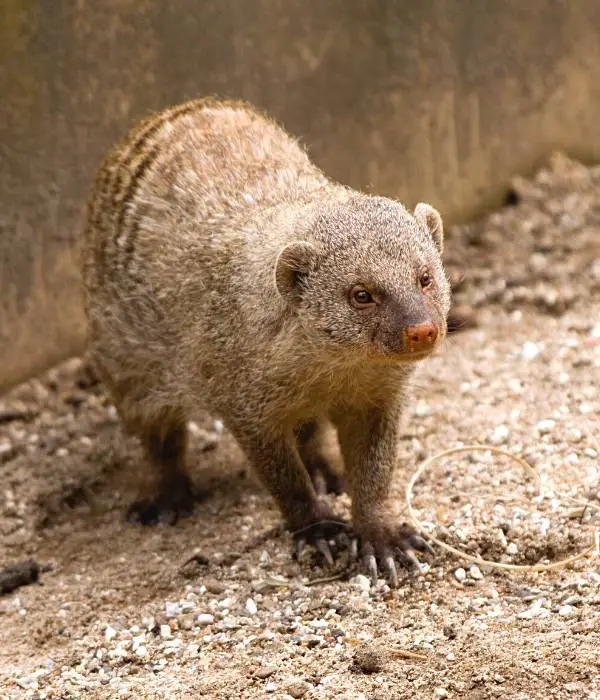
[414,202,444,255]
[275,241,320,303]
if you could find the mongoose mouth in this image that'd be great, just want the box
[367,345,438,364]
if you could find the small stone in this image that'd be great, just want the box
[454,568,467,582]
[259,550,271,568]
[164,602,181,618]
[434,689,449,699]
[134,645,148,658]
[245,598,258,615]
[159,624,172,639]
[204,579,226,594]
[522,341,540,360]
[104,625,117,642]
[558,605,576,618]
[415,401,430,417]
[352,642,386,674]
[489,424,509,445]
[506,542,518,555]
[469,564,484,580]
[571,619,596,634]
[350,574,371,593]
[285,679,311,698]
[517,599,545,619]
[265,682,277,693]
[255,666,277,679]
[197,613,215,626]
[536,419,556,434]
[443,624,457,639]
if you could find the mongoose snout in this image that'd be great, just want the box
[403,320,439,354]
[82,98,451,588]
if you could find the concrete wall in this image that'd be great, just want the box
[2,0,600,393]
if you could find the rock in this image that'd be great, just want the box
[434,689,449,699]
[558,605,576,618]
[352,642,387,674]
[350,574,371,593]
[255,666,277,679]
[204,579,226,594]
[164,602,181,618]
[521,342,540,360]
[285,678,311,698]
[469,564,484,580]
[489,424,509,445]
[536,419,556,434]
[245,598,258,615]
[454,568,467,583]
[197,613,215,626]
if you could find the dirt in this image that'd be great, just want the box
[0,153,599,699]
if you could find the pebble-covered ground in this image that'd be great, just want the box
[0,154,599,699]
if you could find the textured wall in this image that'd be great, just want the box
[2,0,600,392]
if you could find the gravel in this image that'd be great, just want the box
[0,153,599,698]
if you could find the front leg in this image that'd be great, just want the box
[334,402,432,587]
[231,424,348,565]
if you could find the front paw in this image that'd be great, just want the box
[292,517,351,567]
[354,520,434,588]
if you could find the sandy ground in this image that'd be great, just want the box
[0,154,599,699]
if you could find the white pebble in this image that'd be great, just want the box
[218,597,233,609]
[259,550,271,568]
[159,624,172,639]
[104,625,117,642]
[454,568,467,582]
[434,689,449,699]
[134,645,148,658]
[558,605,576,617]
[245,598,258,615]
[309,618,328,628]
[350,574,371,592]
[579,402,593,415]
[165,602,181,618]
[489,424,509,445]
[517,599,545,619]
[197,613,215,626]
[522,342,540,360]
[469,565,484,580]
[506,542,518,555]
[415,401,430,417]
[536,419,556,434]
[265,682,277,693]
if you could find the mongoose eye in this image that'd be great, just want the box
[419,270,432,289]
[350,287,376,309]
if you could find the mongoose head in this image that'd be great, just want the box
[275,195,451,362]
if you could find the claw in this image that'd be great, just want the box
[349,538,359,562]
[383,555,399,588]
[407,532,435,556]
[335,531,350,550]
[402,548,423,574]
[295,537,307,560]
[364,553,378,586]
[316,538,334,566]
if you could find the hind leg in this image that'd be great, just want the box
[296,420,345,496]
[125,409,196,525]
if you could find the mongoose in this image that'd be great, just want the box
[82,98,451,586]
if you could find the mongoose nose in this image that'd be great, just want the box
[404,321,438,352]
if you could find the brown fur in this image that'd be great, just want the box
[82,98,451,564]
